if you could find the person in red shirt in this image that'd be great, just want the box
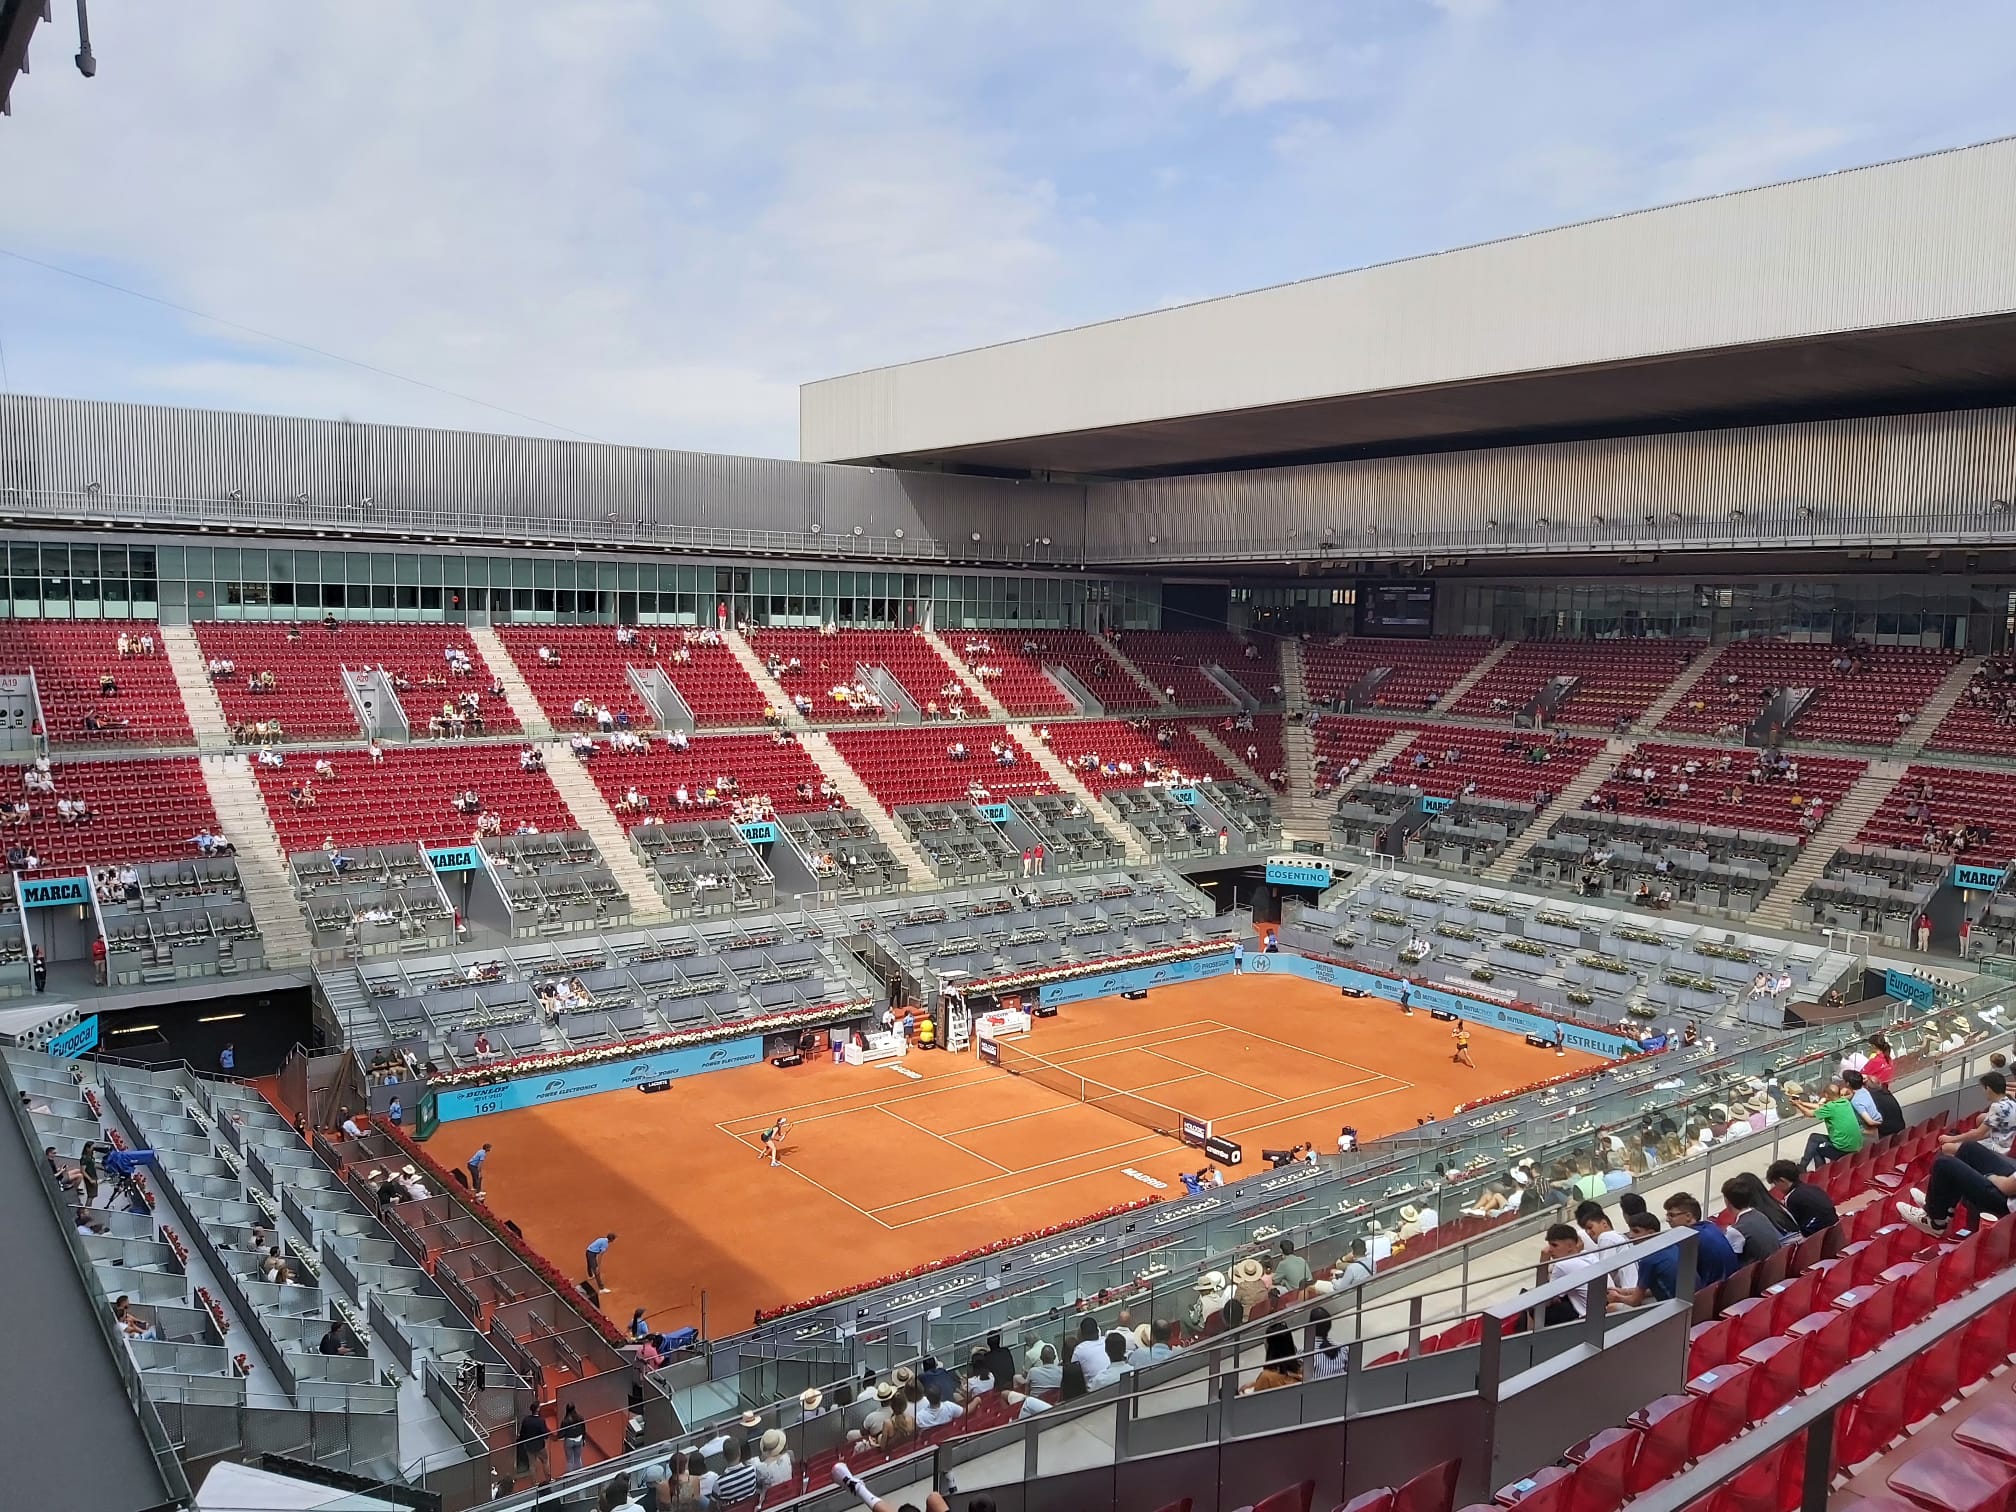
[1861,1033,1895,1087]
[91,935,107,986]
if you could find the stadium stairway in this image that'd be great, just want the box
[1191,725,1272,790]
[1278,637,1310,712]
[1900,656,1985,755]
[1432,639,1517,712]
[1753,758,1911,929]
[1480,738,1631,881]
[161,623,233,747]
[540,741,674,922]
[1274,718,1333,842]
[467,625,552,736]
[918,626,1010,719]
[795,731,938,879]
[1633,640,1726,734]
[1104,636,1181,712]
[198,753,314,968]
[722,630,804,725]
[1010,721,1155,863]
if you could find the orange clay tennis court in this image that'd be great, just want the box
[444,974,1603,1332]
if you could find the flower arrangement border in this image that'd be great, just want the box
[426,997,873,1092]
[961,938,1229,998]
[750,1196,1160,1324]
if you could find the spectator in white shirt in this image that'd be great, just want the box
[914,1388,963,1430]
[1572,1201,1638,1293]
[1543,1222,1617,1318]
[1306,1305,1349,1379]
[1069,1316,1108,1384]
[1095,1333,1134,1387]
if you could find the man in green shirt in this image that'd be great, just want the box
[1788,1080,1865,1171]
[1271,1239,1311,1291]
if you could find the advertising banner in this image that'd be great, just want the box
[1884,968,1938,1011]
[976,803,1013,824]
[434,1035,765,1121]
[1038,952,1234,1007]
[1169,787,1200,806]
[1954,863,2009,892]
[426,845,482,873]
[48,1015,99,1058]
[1264,860,1334,889]
[738,821,780,846]
[20,874,91,908]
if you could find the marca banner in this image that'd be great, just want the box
[1169,787,1200,806]
[1884,968,1938,1011]
[426,845,482,873]
[1264,857,1334,889]
[48,1015,99,1058]
[1241,952,1641,1057]
[976,803,1013,824]
[20,874,91,908]
[434,1035,765,1120]
[1419,796,1453,814]
[1954,863,2009,892]
[737,821,780,846]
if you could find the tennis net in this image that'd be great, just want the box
[993,1038,1208,1144]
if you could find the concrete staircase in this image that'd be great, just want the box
[918,627,1008,719]
[1103,636,1177,712]
[1632,641,1726,734]
[1274,717,1326,841]
[1898,656,1981,755]
[1433,640,1517,712]
[1011,723,1152,863]
[795,731,936,880]
[160,623,233,747]
[540,742,673,922]
[1189,725,1270,790]
[198,753,313,968]
[722,631,803,726]
[1753,759,1910,928]
[468,625,551,736]
[1481,738,1631,882]
[1277,638,1310,713]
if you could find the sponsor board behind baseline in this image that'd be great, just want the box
[434,1035,766,1120]
[1044,949,1640,1058]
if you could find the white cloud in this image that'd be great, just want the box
[1,0,2012,462]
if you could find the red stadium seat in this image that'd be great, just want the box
[1392,1458,1462,1512]
[1561,1427,1637,1512]
[0,621,192,747]
[1784,1307,1855,1390]
[1684,1362,1754,1459]
[1627,1394,1699,1493]
[1888,1444,2016,1512]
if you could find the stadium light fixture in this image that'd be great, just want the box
[227,488,243,502]
[85,481,101,495]
[1992,500,2011,514]
[1040,537,1051,546]
[294,491,310,505]
[1534,516,1550,528]
[359,495,374,508]
[894,528,905,539]
[970,532,981,541]
[1728,509,1746,522]
[810,523,822,534]
[851,525,863,536]
[1591,514,1605,525]
[1485,519,1498,530]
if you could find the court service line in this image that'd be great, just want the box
[714,1063,998,1131]
[865,1123,1175,1215]
[1214,1077,1420,1139]
[1185,1017,1397,1083]
[879,1102,1012,1174]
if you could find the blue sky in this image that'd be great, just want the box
[3,0,2014,459]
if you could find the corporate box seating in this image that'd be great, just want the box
[1452,638,1706,728]
[250,743,577,852]
[1115,630,1273,707]
[1659,640,1961,746]
[1584,744,1868,836]
[579,734,833,822]
[496,625,769,728]
[0,620,193,747]
[192,622,521,741]
[942,629,1079,716]
[746,628,959,720]
[1039,718,1232,794]
[827,724,1051,807]
[1853,764,2016,866]
[2,757,219,869]
[1302,635,1496,711]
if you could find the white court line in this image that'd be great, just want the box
[880,1102,1009,1174]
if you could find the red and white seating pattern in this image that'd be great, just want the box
[1452,640,1706,728]
[1310,717,1419,790]
[1303,637,1496,712]
[1114,631,1273,707]
[942,631,1078,716]
[1585,744,1868,836]
[192,623,520,741]
[0,621,193,747]
[1855,765,2016,866]
[495,626,770,729]
[578,735,832,820]
[1038,718,1232,794]
[745,629,964,721]
[1928,661,2016,758]
[827,725,1052,807]
[0,758,218,869]
[1195,715,1288,783]
[1659,642,1961,747]
[1376,726,1602,804]
[1036,632,1163,713]
[250,744,577,853]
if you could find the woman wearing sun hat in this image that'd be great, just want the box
[1232,1256,1269,1312]
[755,1428,793,1489]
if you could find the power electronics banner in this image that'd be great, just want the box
[433,1035,765,1120]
